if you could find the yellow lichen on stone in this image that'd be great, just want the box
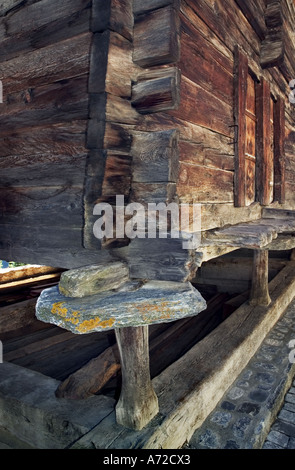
[75,316,116,333]
[76,317,102,333]
[51,302,68,318]
[98,318,116,329]
[136,300,174,323]
[64,311,80,326]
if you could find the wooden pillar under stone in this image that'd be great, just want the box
[115,325,159,430]
[250,249,271,306]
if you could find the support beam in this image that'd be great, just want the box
[250,249,271,306]
[115,326,159,430]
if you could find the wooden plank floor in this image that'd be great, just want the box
[3,323,117,381]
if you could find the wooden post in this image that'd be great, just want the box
[250,249,271,306]
[115,326,159,430]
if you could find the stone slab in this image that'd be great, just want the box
[36,281,207,334]
[58,262,129,298]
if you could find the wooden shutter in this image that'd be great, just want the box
[245,73,257,206]
[273,96,285,204]
[256,82,285,206]
[256,78,272,206]
[234,47,256,207]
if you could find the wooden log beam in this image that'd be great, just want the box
[234,0,266,40]
[55,344,121,399]
[133,5,180,67]
[262,208,295,219]
[250,249,271,307]
[131,129,179,183]
[0,298,38,334]
[115,326,159,430]
[260,0,284,69]
[133,0,180,16]
[0,273,61,295]
[131,67,181,114]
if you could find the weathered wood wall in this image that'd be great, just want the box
[130,0,295,233]
[0,0,93,266]
[0,0,295,276]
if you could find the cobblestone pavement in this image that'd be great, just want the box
[262,381,295,449]
[188,299,295,449]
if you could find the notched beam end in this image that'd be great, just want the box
[131,67,181,114]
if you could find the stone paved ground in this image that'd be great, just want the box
[188,299,295,449]
[262,383,295,449]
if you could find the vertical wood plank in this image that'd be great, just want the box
[256,78,272,206]
[245,74,256,206]
[274,96,286,204]
[234,46,248,207]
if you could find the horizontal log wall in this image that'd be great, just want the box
[0,0,136,265]
[0,0,93,266]
[0,0,295,270]
[132,0,295,233]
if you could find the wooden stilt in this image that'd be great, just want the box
[115,326,159,430]
[250,249,271,306]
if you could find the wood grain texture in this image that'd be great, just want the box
[274,96,286,203]
[1,32,92,94]
[256,78,272,206]
[132,129,179,183]
[234,0,266,40]
[92,0,133,41]
[234,46,248,207]
[133,5,180,67]
[250,249,271,306]
[115,326,159,430]
[132,67,181,114]
[133,0,180,15]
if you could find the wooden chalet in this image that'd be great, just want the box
[1,0,295,449]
